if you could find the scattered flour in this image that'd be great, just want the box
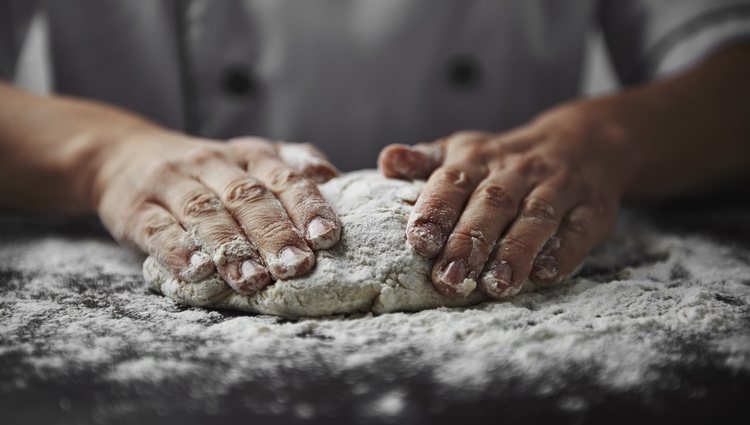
[1,181,749,420]
[144,171,487,317]
[365,389,408,418]
[108,357,199,383]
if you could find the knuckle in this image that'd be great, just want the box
[449,130,490,145]
[158,237,185,255]
[437,164,475,188]
[142,214,174,239]
[228,136,270,149]
[453,229,489,245]
[182,190,222,219]
[146,160,180,182]
[476,139,503,158]
[182,146,224,167]
[270,167,306,191]
[500,235,533,256]
[227,138,275,164]
[156,238,194,266]
[522,197,558,223]
[139,221,188,258]
[515,154,551,179]
[303,198,335,218]
[417,197,459,226]
[254,219,300,246]
[551,167,577,189]
[449,229,492,254]
[440,166,464,183]
[201,222,241,245]
[463,149,487,164]
[477,183,517,211]
[564,210,591,238]
[224,179,269,205]
[292,175,318,194]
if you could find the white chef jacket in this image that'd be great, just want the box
[2,0,750,170]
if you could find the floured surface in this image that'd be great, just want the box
[144,171,487,317]
[1,206,750,422]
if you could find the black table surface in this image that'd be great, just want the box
[1,206,749,425]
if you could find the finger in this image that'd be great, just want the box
[533,199,617,286]
[194,156,315,280]
[430,170,530,298]
[127,201,214,283]
[480,176,579,298]
[277,142,339,183]
[378,140,445,180]
[406,162,485,258]
[228,137,341,249]
[248,151,341,251]
[529,235,562,283]
[151,157,272,294]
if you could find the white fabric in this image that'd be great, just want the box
[2,0,749,169]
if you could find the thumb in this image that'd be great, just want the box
[378,140,445,180]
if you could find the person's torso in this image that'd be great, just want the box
[45,0,595,170]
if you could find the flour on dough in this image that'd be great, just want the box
[144,170,497,318]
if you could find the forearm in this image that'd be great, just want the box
[0,81,167,213]
[578,41,750,201]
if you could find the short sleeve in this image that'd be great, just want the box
[599,0,750,85]
[0,0,38,80]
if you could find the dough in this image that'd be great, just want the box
[143,170,490,318]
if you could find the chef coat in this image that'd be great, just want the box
[2,0,750,170]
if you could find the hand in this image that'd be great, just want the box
[379,104,623,299]
[94,131,341,295]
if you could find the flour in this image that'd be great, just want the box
[109,357,199,383]
[144,171,488,317]
[1,186,750,421]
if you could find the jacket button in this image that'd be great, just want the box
[221,65,257,97]
[446,56,481,90]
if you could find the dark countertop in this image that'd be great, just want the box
[1,208,749,425]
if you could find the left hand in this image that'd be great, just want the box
[378,104,624,299]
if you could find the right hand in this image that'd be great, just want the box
[93,131,341,295]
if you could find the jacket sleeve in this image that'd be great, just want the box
[599,0,750,85]
[0,0,39,80]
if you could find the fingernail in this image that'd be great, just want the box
[190,251,210,267]
[533,255,559,281]
[437,260,476,298]
[221,258,271,295]
[540,235,562,256]
[494,261,513,285]
[481,261,519,298]
[307,217,338,249]
[227,259,270,295]
[180,251,214,282]
[280,246,305,264]
[269,246,314,279]
[407,221,442,257]
[241,259,265,280]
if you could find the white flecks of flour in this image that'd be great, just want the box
[108,357,199,383]
[361,388,408,419]
[1,188,750,420]
[144,171,487,317]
